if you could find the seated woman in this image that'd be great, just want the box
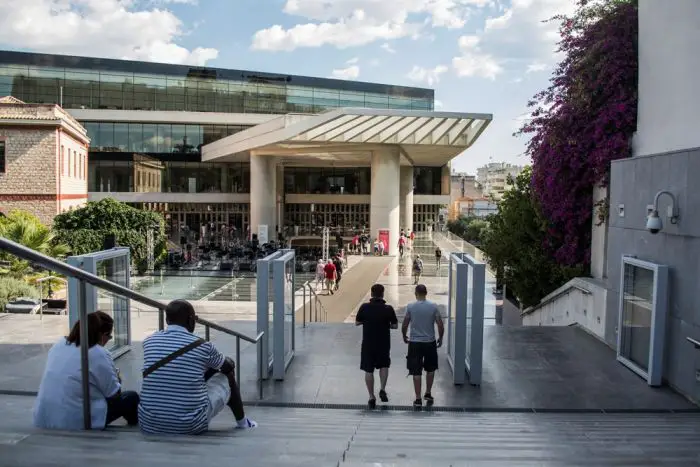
[33,311,139,430]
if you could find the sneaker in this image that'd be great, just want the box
[236,417,258,429]
[413,398,422,409]
[424,393,434,406]
[379,390,388,403]
[368,398,377,409]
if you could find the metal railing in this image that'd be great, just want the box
[0,236,265,430]
[300,281,328,325]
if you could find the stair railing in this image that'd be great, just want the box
[0,236,265,430]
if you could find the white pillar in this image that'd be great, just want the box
[250,153,277,239]
[370,148,400,255]
[400,166,414,233]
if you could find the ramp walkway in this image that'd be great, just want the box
[1,235,700,466]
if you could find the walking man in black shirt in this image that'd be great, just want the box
[355,284,398,409]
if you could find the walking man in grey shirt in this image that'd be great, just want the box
[402,284,444,408]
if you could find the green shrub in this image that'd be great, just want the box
[53,198,167,273]
[0,277,39,311]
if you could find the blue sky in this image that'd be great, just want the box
[0,0,577,174]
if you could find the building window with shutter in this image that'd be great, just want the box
[0,141,5,173]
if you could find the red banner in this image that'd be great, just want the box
[377,229,389,254]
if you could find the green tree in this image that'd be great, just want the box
[0,210,70,278]
[52,198,167,273]
[480,167,582,308]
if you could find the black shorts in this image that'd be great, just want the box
[361,346,391,372]
[406,341,438,375]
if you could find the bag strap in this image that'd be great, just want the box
[142,339,205,378]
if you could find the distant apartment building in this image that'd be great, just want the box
[448,171,496,219]
[476,162,524,200]
[0,96,90,224]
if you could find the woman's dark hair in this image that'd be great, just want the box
[66,311,113,347]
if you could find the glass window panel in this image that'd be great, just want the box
[113,123,129,151]
[84,122,100,150]
[142,124,157,152]
[171,124,187,153]
[98,123,114,151]
[186,125,202,153]
[128,123,144,152]
[157,124,172,152]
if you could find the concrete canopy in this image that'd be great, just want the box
[202,107,492,167]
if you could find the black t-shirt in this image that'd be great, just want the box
[333,259,343,276]
[356,299,398,350]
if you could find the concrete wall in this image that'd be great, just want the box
[522,278,608,341]
[633,0,700,157]
[606,150,700,401]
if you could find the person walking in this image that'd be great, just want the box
[323,259,337,295]
[332,255,343,291]
[435,246,442,270]
[397,235,406,258]
[412,254,424,285]
[402,284,444,409]
[355,284,398,409]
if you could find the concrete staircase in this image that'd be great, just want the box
[2,400,700,466]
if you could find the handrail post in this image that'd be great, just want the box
[258,339,264,400]
[158,308,164,331]
[78,280,91,430]
[236,337,241,386]
[302,283,306,328]
[205,325,210,342]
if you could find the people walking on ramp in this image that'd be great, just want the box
[402,284,444,409]
[355,284,398,409]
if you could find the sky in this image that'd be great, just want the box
[0,0,578,175]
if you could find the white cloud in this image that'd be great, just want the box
[0,0,217,65]
[452,35,502,80]
[434,99,444,109]
[407,64,448,86]
[483,0,577,60]
[369,58,380,66]
[252,0,493,51]
[331,65,360,79]
[346,57,359,64]
[381,43,396,53]
[526,62,547,73]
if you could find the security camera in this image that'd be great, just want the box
[646,210,662,234]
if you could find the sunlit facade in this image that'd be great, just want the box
[0,50,490,248]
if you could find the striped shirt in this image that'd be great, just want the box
[138,325,226,435]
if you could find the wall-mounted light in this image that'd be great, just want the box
[645,190,679,234]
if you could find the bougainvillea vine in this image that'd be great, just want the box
[516,0,638,267]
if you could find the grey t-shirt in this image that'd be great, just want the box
[405,299,440,343]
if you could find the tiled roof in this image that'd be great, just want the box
[0,96,25,104]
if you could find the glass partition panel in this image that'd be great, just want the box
[95,255,130,351]
[617,257,669,386]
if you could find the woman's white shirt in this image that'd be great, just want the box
[33,338,121,430]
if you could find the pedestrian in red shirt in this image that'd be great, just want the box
[323,260,336,295]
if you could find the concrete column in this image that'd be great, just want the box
[250,153,277,240]
[276,165,284,232]
[400,166,414,232]
[370,148,400,255]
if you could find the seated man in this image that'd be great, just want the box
[138,300,257,434]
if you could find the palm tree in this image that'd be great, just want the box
[0,212,70,278]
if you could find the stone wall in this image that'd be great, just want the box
[0,197,57,225]
[0,127,57,194]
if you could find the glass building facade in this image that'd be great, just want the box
[82,122,250,154]
[0,51,433,114]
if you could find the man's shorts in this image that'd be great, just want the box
[360,346,391,373]
[406,341,438,375]
[206,373,231,423]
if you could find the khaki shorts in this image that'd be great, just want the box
[206,373,231,423]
